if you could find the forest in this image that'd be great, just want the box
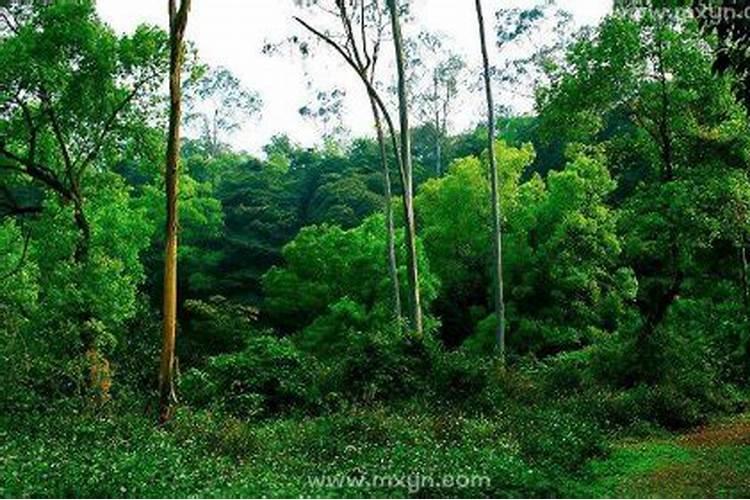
[2,0,750,498]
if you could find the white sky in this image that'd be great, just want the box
[97,0,612,155]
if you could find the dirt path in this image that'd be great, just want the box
[580,415,750,498]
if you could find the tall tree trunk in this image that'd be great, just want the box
[387,0,423,337]
[70,189,110,402]
[635,20,681,348]
[292,12,413,329]
[370,97,403,324]
[435,134,442,177]
[434,76,442,176]
[475,0,506,361]
[435,112,442,176]
[159,0,191,424]
[211,108,219,156]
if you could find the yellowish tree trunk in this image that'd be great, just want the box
[159,0,191,424]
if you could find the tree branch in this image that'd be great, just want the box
[74,77,153,177]
[294,15,406,188]
[0,146,72,200]
[38,88,75,183]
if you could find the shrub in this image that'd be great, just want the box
[432,350,490,405]
[182,296,259,361]
[324,331,434,403]
[538,349,594,397]
[181,335,320,417]
[586,312,736,430]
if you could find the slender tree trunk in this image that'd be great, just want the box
[387,0,423,337]
[70,191,111,401]
[435,113,442,176]
[634,20,681,346]
[292,12,415,330]
[159,0,191,424]
[434,76,442,176]
[475,0,506,361]
[211,108,219,156]
[435,135,442,177]
[370,97,403,324]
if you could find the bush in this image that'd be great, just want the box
[586,314,736,430]
[182,296,259,362]
[181,335,320,417]
[538,349,594,397]
[324,331,434,403]
[432,350,490,405]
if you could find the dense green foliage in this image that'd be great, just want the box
[2,1,750,498]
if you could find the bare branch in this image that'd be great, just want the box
[293,15,406,186]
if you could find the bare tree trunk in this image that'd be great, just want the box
[435,112,442,176]
[387,0,423,337]
[434,76,442,176]
[475,0,506,362]
[159,0,191,424]
[292,11,414,331]
[211,108,219,156]
[435,130,442,177]
[370,97,403,324]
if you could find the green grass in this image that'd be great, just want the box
[0,404,592,498]
[575,415,750,498]
[2,406,749,498]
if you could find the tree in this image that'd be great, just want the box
[475,0,506,360]
[184,65,262,156]
[0,1,166,260]
[386,0,423,336]
[494,1,575,100]
[292,0,405,325]
[263,214,438,351]
[693,0,750,308]
[159,0,191,424]
[416,142,532,348]
[299,87,349,143]
[0,0,167,399]
[538,6,750,381]
[409,31,467,177]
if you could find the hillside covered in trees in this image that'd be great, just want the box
[2,0,750,498]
